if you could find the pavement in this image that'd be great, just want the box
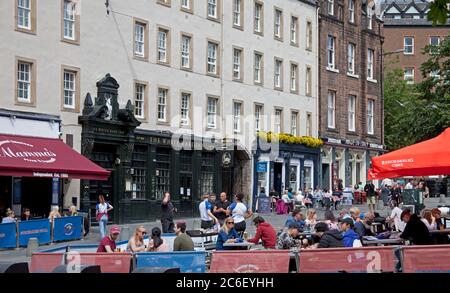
[0,197,448,264]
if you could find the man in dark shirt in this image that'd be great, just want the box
[364,181,376,213]
[161,192,176,233]
[214,192,231,226]
[400,209,432,245]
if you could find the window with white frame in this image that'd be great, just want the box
[134,83,145,119]
[63,70,76,109]
[367,99,374,135]
[306,21,312,50]
[404,68,414,84]
[17,0,31,29]
[328,91,336,129]
[17,61,31,103]
[181,35,191,69]
[306,66,312,96]
[181,0,190,10]
[181,93,190,126]
[274,9,282,39]
[207,97,218,128]
[290,63,298,92]
[233,0,242,27]
[158,29,168,63]
[430,36,440,54]
[349,0,355,23]
[233,48,242,80]
[290,16,298,45]
[327,36,336,69]
[274,59,282,88]
[291,112,298,136]
[348,95,356,132]
[275,109,282,133]
[158,88,168,122]
[254,53,262,83]
[63,1,76,40]
[367,6,373,29]
[367,49,374,80]
[255,104,263,131]
[404,37,414,54]
[134,22,145,57]
[233,102,242,133]
[208,0,217,19]
[348,43,355,74]
[328,0,334,15]
[254,2,263,33]
[207,42,218,74]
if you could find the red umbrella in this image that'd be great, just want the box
[368,127,450,180]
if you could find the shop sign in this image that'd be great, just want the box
[0,139,56,164]
[257,162,268,173]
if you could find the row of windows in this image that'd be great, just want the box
[15,0,314,50]
[133,82,313,137]
[327,36,377,82]
[133,21,313,94]
[327,0,374,29]
[327,91,375,135]
[403,36,442,55]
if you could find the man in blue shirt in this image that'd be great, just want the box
[284,209,305,231]
[199,193,218,230]
[339,218,360,247]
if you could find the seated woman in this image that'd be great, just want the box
[21,208,33,221]
[147,227,170,252]
[127,226,147,253]
[216,217,243,250]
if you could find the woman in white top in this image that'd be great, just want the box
[305,209,318,231]
[48,206,61,223]
[421,209,436,232]
[96,195,113,239]
[127,226,147,252]
[228,193,253,236]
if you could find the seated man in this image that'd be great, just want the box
[174,221,195,251]
[276,223,301,250]
[97,225,120,253]
[247,216,277,249]
[285,209,305,231]
[313,222,344,248]
[339,218,361,247]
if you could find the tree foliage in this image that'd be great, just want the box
[428,0,450,25]
[384,37,450,151]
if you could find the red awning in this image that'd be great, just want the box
[0,134,110,180]
[368,127,450,180]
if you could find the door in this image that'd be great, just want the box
[179,172,193,218]
[322,164,330,191]
[274,163,283,194]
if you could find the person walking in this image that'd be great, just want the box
[228,193,253,236]
[364,181,376,213]
[96,195,113,239]
[161,192,176,233]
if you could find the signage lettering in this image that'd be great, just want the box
[0,140,56,163]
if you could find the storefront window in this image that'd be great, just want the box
[200,152,215,198]
[289,166,298,191]
[155,148,171,200]
[132,145,147,200]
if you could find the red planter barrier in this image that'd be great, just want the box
[402,245,450,273]
[30,253,65,273]
[210,251,290,273]
[298,246,396,273]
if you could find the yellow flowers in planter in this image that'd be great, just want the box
[257,131,323,148]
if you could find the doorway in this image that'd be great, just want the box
[21,177,52,218]
[322,164,330,191]
[274,162,283,194]
[179,172,193,218]
[0,176,12,217]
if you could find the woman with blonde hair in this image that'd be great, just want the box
[127,226,147,252]
[421,209,436,231]
[216,217,242,250]
[48,206,61,222]
[305,209,318,231]
[68,206,78,216]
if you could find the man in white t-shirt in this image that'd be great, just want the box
[404,179,414,190]
[388,205,405,232]
[199,193,218,230]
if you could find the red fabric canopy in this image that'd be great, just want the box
[0,134,110,180]
[368,127,450,180]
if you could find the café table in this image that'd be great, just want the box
[362,236,405,246]
[223,241,255,250]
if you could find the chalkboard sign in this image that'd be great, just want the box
[257,197,271,214]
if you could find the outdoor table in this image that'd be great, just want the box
[362,236,405,246]
[223,242,255,250]
[429,229,450,235]
[187,230,218,250]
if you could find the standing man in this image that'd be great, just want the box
[161,192,176,233]
[199,193,218,230]
[214,192,231,226]
[364,181,376,213]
